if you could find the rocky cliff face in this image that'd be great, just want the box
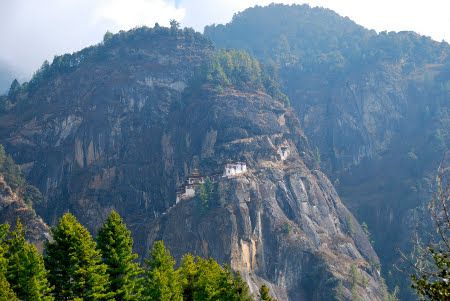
[283,62,448,174]
[0,176,50,252]
[144,86,384,300]
[0,32,212,232]
[0,30,386,299]
[282,60,449,294]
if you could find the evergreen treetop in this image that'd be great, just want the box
[0,223,16,301]
[144,240,182,301]
[259,283,277,301]
[199,49,290,106]
[97,211,143,301]
[45,213,110,301]
[178,254,254,301]
[5,218,53,301]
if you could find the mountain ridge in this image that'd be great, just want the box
[0,4,447,300]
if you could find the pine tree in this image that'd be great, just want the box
[179,254,198,301]
[0,266,16,301]
[197,177,216,213]
[190,257,223,300]
[0,223,16,301]
[97,211,143,300]
[232,271,254,301]
[143,241,182,301]
[179,255,254,301]
[45,213,110,301]
[259,283,277,301]
[5,218,53,301]
[216,264,254,301]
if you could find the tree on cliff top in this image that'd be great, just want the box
[97,211,144,300]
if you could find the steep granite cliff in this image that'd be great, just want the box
[145,86,384,300]
[0,27,386,299]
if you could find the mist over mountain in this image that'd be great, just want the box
[0,61,16,95]
[0,4,448,301]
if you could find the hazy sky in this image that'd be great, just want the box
[1,0,449,80]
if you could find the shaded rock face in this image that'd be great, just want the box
[145,87,384,300]
[0,35,384,299]
[0,35,212,232]
[282,62,449,286]
[0,176,51,252]
[283,63,448,174]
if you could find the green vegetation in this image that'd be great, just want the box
[198,49,290,106]
[315,146,321,169]
[5,219,53,301]
[144,241,182,300]
[361,222,375,246]
[346,215,355,237]
[97,211,144,300]
[348,264,367,300]
[196,177,217,214]
[0,144,42,208]
[205,4,449,73]
[259,283,277,301]
[45,213,111,300]
[411,248,449,299]
[0,223,17,301]
[179,254,253,301]
[0,211,257,300]
[284,222,291,235]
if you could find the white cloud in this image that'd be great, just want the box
[0,0,184,80]
[96,0,184,31]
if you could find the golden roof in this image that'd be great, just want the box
[189,168,202,178]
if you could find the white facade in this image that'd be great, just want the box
[185,187,196,197]
[176,186,197,203]
[176,162,247,205]
[223,162,247,177]
[279,146,289,160]
[188,178,205,185]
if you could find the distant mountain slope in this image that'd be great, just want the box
[205,4,449,299]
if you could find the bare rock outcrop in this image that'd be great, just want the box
[0,176,50,251]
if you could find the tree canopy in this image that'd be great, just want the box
[97,211,144,300]
[45,213,111,301]
[5,218,53,301]
[199,49,289,106]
